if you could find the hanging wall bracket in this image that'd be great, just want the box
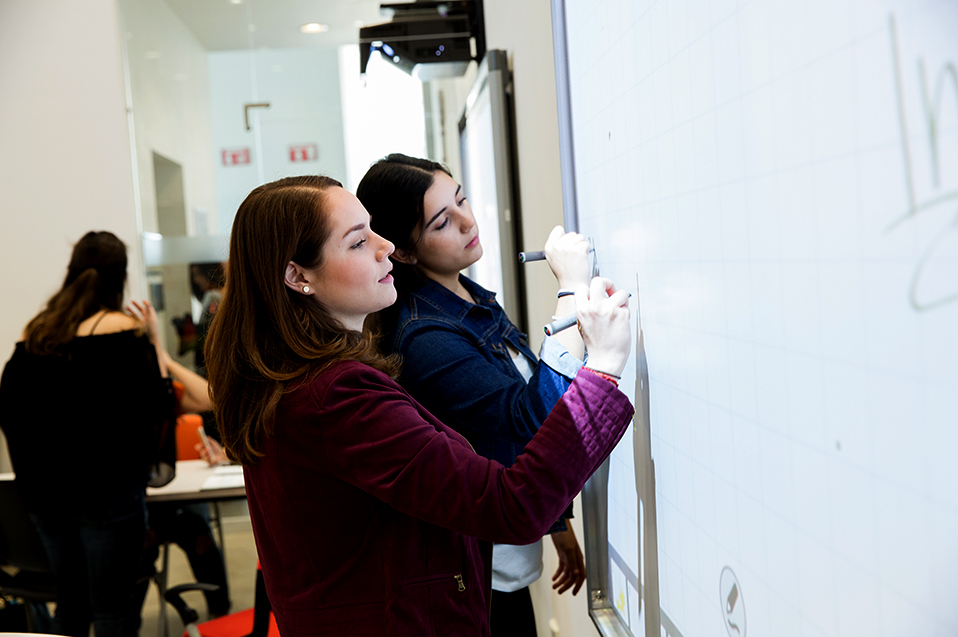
[244,102,271,131]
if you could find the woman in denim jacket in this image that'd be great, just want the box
[358,154,593,636]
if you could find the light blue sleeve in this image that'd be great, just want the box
[538,335,585,380]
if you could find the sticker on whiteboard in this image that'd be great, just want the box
[610,559,629,626]
[720,566,746,637]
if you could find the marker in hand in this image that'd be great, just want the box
[544,313,577,336]
[197,425,218,466]
[518,251,546,263]
[544,292,631,336]
[519,247,594,263]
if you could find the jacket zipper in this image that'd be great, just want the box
[454,574,465,592]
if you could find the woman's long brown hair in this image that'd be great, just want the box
[24,231,128,355]
[204,176,398,465]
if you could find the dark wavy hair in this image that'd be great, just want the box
[205,175,399,465]
[24,231,128,356]
[356,154,452,341]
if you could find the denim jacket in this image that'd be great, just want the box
[389,276,584,527]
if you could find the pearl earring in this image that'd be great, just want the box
[303,286,310,294]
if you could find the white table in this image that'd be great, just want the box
[146,460,246,637]
[146,459,246,504]
[1,460,245,503]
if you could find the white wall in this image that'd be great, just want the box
[119,0,219,365]
[209,48,348,236]
[0,0,140,472]
[427,67,476,179]
[339,45,427,193]
[482,1,568,355]
[119,0,218,237]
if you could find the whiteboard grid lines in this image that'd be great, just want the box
[565,0,958,635]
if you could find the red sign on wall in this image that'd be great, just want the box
[221,148,250,166]
[289,144,318,162]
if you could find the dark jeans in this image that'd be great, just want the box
[138,502,231,616]
[31,487,147,637]
[490,587,538,637]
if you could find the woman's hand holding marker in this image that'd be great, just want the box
[574,277,632,378]
[542,226,591,357]
[543,226,591,290]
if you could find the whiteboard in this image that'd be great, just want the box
[552,1,958,636]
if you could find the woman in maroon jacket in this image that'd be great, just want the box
[205,175,634,637]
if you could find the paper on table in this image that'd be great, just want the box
[212,464,243,476]
[201,472,244,490]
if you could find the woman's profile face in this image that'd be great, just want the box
[305,188,397,331]
[410,171,482,278]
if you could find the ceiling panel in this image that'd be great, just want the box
[163,0,387,51]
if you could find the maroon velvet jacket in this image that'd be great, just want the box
[243,361,634,636]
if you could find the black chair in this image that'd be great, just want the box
[164,565,276,637]
[0,476,57,632]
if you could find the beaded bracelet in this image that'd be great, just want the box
[582,367,619,387]
[557,289,575,298]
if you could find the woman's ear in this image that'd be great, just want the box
[284,262,313,295]
[391,247,417,266]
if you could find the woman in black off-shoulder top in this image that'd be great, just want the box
[0,231,175,637]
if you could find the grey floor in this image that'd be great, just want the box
[139,500,258,637]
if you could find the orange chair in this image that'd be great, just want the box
[176,414,205,461]
[171,381,205,462]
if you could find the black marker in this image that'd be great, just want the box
[518,251,546,263]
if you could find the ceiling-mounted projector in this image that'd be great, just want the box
[359,0,485,81]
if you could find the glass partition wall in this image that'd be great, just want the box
[118,0,429,369]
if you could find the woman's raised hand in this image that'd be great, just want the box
[127,300,160,345]
[574,277,631,378]
[544,226,591,290]
[195,438,229,466]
